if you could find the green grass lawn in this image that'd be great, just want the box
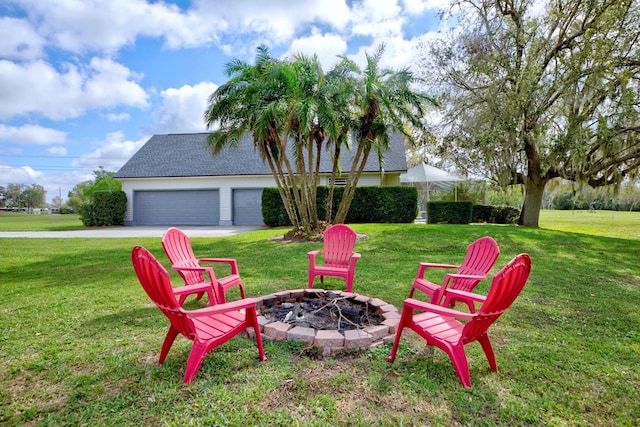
[1,212,639,425]
[0,212,84,231]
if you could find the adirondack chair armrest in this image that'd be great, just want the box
[430,273,487,304]
[444,273,486,281]
[416,262,460,279]
[198,258,240,275]
[307,249,322,261]
[171,282,213,296]
[410,278,439,297]
[443,288,487,303]
[404,298,475,320]
[172,265,217,282]
[349,252,361,266]
[188,298,257,317]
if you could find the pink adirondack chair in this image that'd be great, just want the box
[162,227,245,305]
[131,246,266,384]
[307,224,361,293]
[388,253,531,388]
[409,236,500,312]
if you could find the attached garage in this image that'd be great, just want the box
[232,188,264,226]
[116,132,408,226]
[134,189,220,226]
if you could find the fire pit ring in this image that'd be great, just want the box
[251,289,401,357]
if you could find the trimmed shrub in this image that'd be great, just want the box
[472,204,494,223]
[426,201,473,224]
[262,187,290,227]
[79,191,127,226]
[472,204,519,224]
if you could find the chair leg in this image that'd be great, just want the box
[159,327,180,364]
[238,283,246,299]
[477,333,498,371]
[205,287,216,306]
[183,340,208,384]
[448,344,472,388]
[247,307,267,362]
[178,294,188,306]
[387,305,413,362]
[345,276,353,293]
[216,284,226,304]
[387,326,404,362]
[308,272,315,289]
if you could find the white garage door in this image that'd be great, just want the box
[232,188,263,226]
[134,190,220,225]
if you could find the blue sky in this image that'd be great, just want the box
[0,0,447,203]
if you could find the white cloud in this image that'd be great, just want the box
[0,164,43,185]
[12,0,353,55]
[350,0,404,39]
[287,31,348,69]
[152,82,218,134]
[44,146,68,156]
[402,0,451,15]
[0,17,45,60]
[187,0,351,47]
[16,0,185,53]
[72,131,147,171]
[0,124,67,145]
[104,112,131,122]
[0,58,149,120]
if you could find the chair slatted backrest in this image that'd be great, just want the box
[461,253,531,344]
[162,227,214,286]
[454,236,500,292]
[132,245,196,340]
[323,224,357,267]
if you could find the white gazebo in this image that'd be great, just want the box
[400,163,465,220]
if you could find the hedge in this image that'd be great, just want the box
[262,186,418,226]
[426,201,473,224]
[472,204,519,224]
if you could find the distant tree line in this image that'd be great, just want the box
[1,167,122,213]
[0,183,46,212]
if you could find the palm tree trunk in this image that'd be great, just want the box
[325,142,342,223]
[334,142,370,223]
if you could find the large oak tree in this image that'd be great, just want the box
[419,0,640,226]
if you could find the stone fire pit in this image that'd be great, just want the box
[250,288,401,357]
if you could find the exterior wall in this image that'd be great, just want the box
[381,173,401,186]
[322,173,400,186]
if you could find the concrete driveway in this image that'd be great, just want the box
[0,226,261,238]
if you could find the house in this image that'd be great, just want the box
[115,132,408,226]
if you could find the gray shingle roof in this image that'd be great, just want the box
[115,132,408,178]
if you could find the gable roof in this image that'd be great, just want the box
[115,132,408,179]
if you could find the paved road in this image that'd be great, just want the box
[0,226,261,238]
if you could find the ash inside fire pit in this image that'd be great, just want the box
[259,291,383,332]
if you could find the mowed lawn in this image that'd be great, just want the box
[1,211,639,425]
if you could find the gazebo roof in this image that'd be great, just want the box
[400,163,464,190]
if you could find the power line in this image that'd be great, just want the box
[0,154,130,160]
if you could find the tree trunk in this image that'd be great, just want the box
[518,179,546,227]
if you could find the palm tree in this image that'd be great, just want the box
[333,44,438,223]
[205,47,329,237]
[204,47,302,230]
[205,44,436,239]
